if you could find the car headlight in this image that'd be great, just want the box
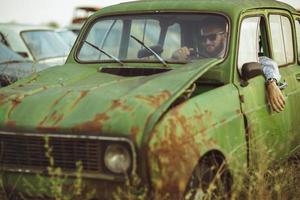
[104,144,131,174]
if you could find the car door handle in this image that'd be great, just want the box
[296,74,300,81]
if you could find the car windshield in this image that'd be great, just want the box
[21,30,69,61]
[77,13,229,63]
[0,43,27,64]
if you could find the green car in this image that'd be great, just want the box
[1,0,300,199]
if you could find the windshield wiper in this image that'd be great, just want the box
[84,41,124,66]
[130,35,168,67]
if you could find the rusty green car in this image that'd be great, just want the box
[1,0,300,199]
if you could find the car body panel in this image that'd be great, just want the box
[148,83,246,193]
[0,59,221,147]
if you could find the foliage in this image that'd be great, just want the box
[0,138,299,199]
[2,136,95,200]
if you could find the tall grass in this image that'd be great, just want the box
[0,139,299,200]
[231,152,300,200]
[114,151,300,200]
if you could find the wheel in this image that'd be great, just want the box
[185,151,233,200]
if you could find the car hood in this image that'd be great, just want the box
[0,59,221,146]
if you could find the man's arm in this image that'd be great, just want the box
[259,56,285,112]
[266,80,285,112]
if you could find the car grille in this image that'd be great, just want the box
[0,134,103,172]
[0,132,133,177]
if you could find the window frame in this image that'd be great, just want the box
[294,16,300,64]
[236,14,270,75]
[267,12,295,67]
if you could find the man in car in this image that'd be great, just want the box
[172,18,227,60]
[171,17,285,112]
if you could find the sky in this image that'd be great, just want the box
[0,0,299,27]
[0,0,136,27]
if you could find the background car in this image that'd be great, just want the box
[56,28,77,50]
[0,23,70,66]
[0,42,49,86]
[65,6,99,35]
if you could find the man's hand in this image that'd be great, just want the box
[171,47,193,61]
[267,81,285,112]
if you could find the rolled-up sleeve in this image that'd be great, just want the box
[259,56,281,82]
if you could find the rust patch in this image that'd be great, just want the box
[7,96,23,118]
[148,104,217,194]
[52,91,71,107]
[50,111,64,125]
[236,109,241,115]
[130,126,140,141]
[39,115,49,127]
[6,120,16,129]
[37,126,60,132]
[109,99,133,112]
[0,93,7,105]
[38,110,64,127]
[72,113,110,132]
[135,90,171,107]
[70,90,89,110]
[150,116,201,194]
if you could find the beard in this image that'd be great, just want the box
[206,41,225,57]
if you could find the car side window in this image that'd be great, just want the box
[295,19,300,62]
[269,15,294,66]
[238,17,260,73]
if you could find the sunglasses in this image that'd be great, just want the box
[201,31,225,42]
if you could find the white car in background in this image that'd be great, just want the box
[56,28,77,50]
[0,23,70,66]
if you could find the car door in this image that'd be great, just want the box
[268,12,300,156]
[236,14,291,164]
[289,13,300,153]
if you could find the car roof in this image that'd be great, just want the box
[95,0,295,16]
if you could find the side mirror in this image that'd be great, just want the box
[240,62,263,87]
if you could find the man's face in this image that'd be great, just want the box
[201,25,226,56]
